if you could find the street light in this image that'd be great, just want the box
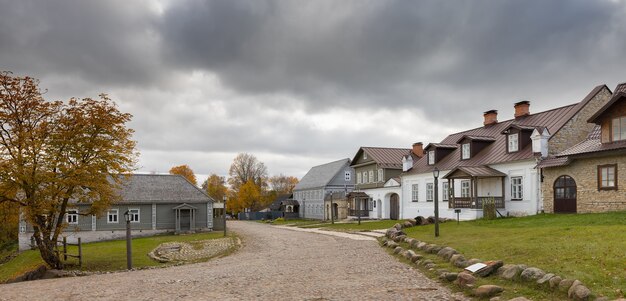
[124,210,132,270]
[433,167,440,237]
[222,195,227,237]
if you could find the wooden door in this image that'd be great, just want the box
[554,175,577,213]
[390,194,400,220]
[180,210,191,230]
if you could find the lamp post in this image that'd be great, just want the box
[222,195,227,237]
[124,210,132,270]
[433,167,440,237]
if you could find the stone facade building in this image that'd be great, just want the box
[539,83,626,213]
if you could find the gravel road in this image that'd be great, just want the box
[0,221,466,301]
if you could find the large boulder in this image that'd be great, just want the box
[437,247,458,260]
[475,260,504,277]
[454,272,476,288]
[473,285,504,298]
[520,267,545,281]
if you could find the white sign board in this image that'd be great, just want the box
[464,263,487,273]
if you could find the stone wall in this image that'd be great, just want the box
[549,87,612,155]
[542,154,626,213]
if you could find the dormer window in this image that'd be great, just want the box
[461,143,470,160]
[612,116,626,141]
[363,153,368,160]
[428,150,435,165]
[508,133,519,152]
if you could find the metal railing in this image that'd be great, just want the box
[449,197,504,209]
[348,209,369,217]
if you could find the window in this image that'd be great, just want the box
[598,164,617,190]
[461,180,470,198]
[442,182,449,201]
[107,209,119,223]
[428,150,435,165]
[461,143,470,159]
[345,170,351,181]
[356,172,361,184]
[363,153,368,160]
[129,209,140,223]
[508,133,519,152]
[368,198,374,211]
[511,176,523,200]
[411,184,419,202]
[612,117,626,141]
[66,210,78,225]
[369,170,374,183]
[426,183,434,202]
[378,169,384,182]
[363,171,368,183]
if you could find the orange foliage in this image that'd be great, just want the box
[169,165,197,186]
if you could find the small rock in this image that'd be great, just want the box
[549,276,562,289]
[455,272,477,288]
[536,273,555,285]
[386,241,398,249]
[394,223,402,231]
[405,238,416,245]
[475,260,504,277]
[572,284,591,301]
[393,235,407,243]
[408,219,417,226]
[500,265,524,281]
[558,278,575,293]
[507,297,531,301]
[474,285,504,298]
[405,250,417,260]
[403,221,414,228]
[410,240,420,249]
[417,242,428,250]
[426,245,443,254]
[489,297,501,301]
[410,254,423,263]
[520,267,545,281]
[424,263,436,269]
[393,246,403,255]
[415,216,428,225]
[467,258,482,265]
[442,272,458,282]
[450,254,464,264]
[437,247,458,260]
[421,259,434,266]
[427,216,436,223]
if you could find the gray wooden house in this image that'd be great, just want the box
[18,174,214,250]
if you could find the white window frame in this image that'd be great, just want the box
[599,165,616,189]
[461,180,470,198]
[369,170,374,183]
[442,182,449,201]
[508,133,519,152]
[344,170,351,181]
[428,150,435,165]
[66,210,78,225]
[511,176,523,200]
[129,208,140,223]
[411,184,419,202]
[356,172,361,184]
[107,209,119,224]
[378,169,384,182]
[426,183,434,202]
[363,153,368,160]
[461,143,470,159]
[363,171,368,183]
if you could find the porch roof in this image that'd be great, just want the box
[346,191,369,199]
[172,203,197,210]
[443,166,506,179]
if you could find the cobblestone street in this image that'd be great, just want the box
[0,221,466,301]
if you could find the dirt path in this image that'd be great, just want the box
[0,221,466,300]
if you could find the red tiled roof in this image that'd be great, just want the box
[406,85,608,175]
[358,147,411,169]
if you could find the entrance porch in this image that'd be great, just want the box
[444,166,506,210]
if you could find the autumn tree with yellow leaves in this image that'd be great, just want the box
[169,164,198,186]
[0,71,137,269]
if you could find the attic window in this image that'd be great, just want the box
[363,153,368,159]
[461,143,470,160]
[508,133,519,152]
[428,150,435,165]
[612,117,626,141]
[344,171,351,181]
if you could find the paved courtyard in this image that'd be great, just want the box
[0,221,466,300]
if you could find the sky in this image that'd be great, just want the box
[1,0,626,182]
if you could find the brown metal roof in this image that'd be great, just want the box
[588,91,626,124]
[424,143,457,150]
[556,125,626,157]
[406,85,608,175]
[443,166,506,179]
[357,147,411,169]
[456,135,496,143]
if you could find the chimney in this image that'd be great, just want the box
[514,101,530,119]
[412,142,424,158]
[483,110,498,126]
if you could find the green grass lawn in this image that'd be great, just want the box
[304,220,401,231]
[0,232,235,283]
[402,212,626,299]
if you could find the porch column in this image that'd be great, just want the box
[450,179,455,208]
[175,209,179,232]
[473,177,478,208]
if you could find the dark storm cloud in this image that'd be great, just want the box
[159,0,626,119]
[0,0,161,88]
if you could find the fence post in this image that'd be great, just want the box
[63,236,67,261]
[78,238,82,267]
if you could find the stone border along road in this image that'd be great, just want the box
[0,221,468,301]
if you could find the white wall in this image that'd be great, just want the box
[400,159,539,221]
[361,186,402,219]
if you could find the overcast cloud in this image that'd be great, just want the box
[1,0,626,181]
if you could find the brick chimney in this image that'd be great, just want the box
[514,101,530,119]
[483,110,498,126]
[412,142,424,158]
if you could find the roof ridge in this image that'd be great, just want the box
[361,146,411,150]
